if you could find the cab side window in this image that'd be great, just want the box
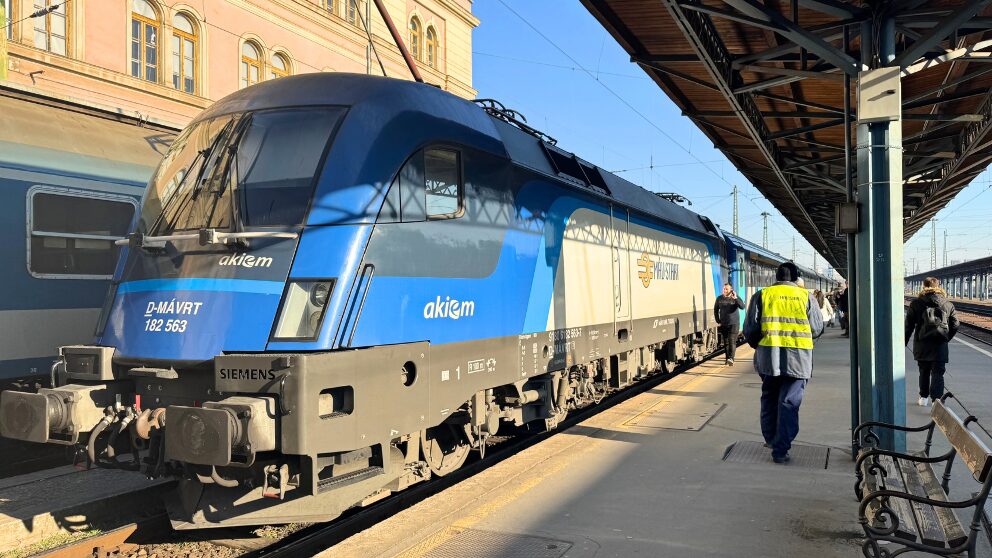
[379,147,462,223]
[425,148,461,218]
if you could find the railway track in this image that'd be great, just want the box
[31,349,724,558]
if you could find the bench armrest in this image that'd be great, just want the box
[859,488,984,515]
[855,447,954,475]
[854,419,934,438]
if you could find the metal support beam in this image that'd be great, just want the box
[739,64,846,81]
[893,0,992,70]
[798,0,865,18]
[766,118,844,139]
[658,0,837,263]
[677,3,785,32]
[855,61,906,452]
[752,91,845,113]
[723,0,861,75]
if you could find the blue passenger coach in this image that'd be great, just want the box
[0,74,833,529]
[0,93,172,386]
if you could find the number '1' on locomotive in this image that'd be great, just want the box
[0,73,833,528]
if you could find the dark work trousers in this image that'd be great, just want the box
[759,374,807,459]
[918,360,947,399]
[719,324,739,361]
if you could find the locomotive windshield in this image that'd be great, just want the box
[140,107,344,235]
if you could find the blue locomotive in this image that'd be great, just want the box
[0,74,834,527]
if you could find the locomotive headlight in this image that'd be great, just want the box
[273,280,334,340]
[310,282,330,307]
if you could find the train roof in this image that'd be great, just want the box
[722,231,785,263]
[198,73,724,241]
[723,230,834,283]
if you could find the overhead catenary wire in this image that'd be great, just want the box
[3,0,69,29]
[352,0,387,77]
[473,51,649,80]
[494,0,735,188]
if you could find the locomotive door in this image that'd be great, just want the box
[611,207,631,331]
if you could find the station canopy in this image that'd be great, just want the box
[582,0,992,272]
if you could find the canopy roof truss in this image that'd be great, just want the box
[582,0,992,273]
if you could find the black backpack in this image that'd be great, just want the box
[918,303,950,342]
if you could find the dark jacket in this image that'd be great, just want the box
[836,288,848,312]
[714,294,745,328]
[905,287,959,363]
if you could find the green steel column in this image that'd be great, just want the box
[855,60,907,451]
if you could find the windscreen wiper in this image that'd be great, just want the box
[115,229,298,250]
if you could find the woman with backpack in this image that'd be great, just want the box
[905,277,960,406]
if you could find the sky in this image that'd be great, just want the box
[470,1,992,279]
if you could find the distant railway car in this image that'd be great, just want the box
[0,74,833,528]
[723,232,836,328]
[0,93,172,388]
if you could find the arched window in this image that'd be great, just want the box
[33,0,67,55]
[131,0,158,82]
[3,0,14,40]
[270,52,290,79]
[171,13,196,94]
[409,17,421,61]
[426,27,436,68]
[240,41,262,89]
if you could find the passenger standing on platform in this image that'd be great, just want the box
[905,277,959,407]
[714,283,745,366]
[837,282,849,337]
[743,262,824,464]
[814,290,834,327]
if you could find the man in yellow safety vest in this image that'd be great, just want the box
[742,261,824,464]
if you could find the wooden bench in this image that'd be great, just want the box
[854,394,992,558]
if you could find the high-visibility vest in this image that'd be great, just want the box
[759,284,814,349]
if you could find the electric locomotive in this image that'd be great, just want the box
[0,73,828,528]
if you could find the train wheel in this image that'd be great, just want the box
[420,423,471,477]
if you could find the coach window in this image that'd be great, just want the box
[29,191,136,278]
[425,148,461,218]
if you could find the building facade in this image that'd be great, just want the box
[1,0,478,128]
[0,0,476,386]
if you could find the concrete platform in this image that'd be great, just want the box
[324,329,870,558]
[0,463,169,553]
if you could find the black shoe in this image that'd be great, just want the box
[763,442,772,448]
[773,454,791,464]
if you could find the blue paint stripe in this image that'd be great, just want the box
[118,278,284,295]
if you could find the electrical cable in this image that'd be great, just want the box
[352,0,387,77]
[494,0,736,188]
[3,0,69,30]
